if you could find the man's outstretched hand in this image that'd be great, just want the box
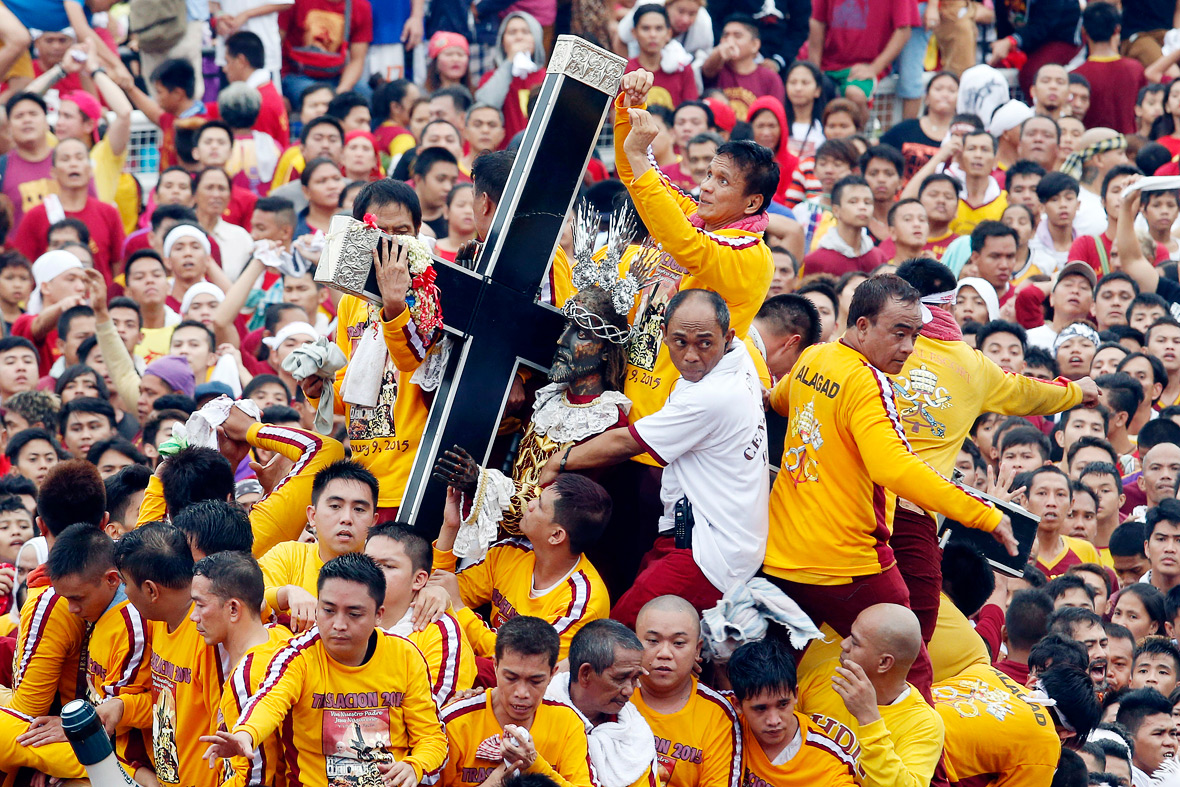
[619,69,654,108]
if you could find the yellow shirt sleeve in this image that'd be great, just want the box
[455,604,497,659]
[8,589,85,716]
[395,639,450,781]
[0,709,85,778]
[247,423,345,557]
[259,542,314,611]
[770,373,790,417]
[136,473,168,528]
[92,603,154,735]
[856,703,944,787]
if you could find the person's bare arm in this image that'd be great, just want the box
[899,136,960,201]
[110,67,166,127]
[337,42,368,93]
[807,18,825,67]
[212,255,266,347]
[700,40,737,79]
[538,428,641,485]
[90,63,133,158]
[1118,185,1160,294]
[1146,48,1180,83]
[0,5,30,84]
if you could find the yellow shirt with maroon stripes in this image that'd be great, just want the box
[217,625,293,787]
[233,628,448,786]
[0,705,86,779]
[404,608,476,707]
[438,692,593,787]
[8,585,85,716]
[85,596,153,767]
[136,423,345,556]
[631,678,742,787]
[313,296,434,508]
[614,96,773,465]
[737,710,859,787]
[148,606,229,787]
[433,538,609,660]
[765,341,1002,583]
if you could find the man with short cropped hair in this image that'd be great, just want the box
[995,589,1055,684]
[189,550,291,787]
[59,397,115,459]
[439,616,592,787]
[631,596,740,787]
[728,638,859,786]
[546,619,661,787]
[1115,688,1177,783]
[201,553,448,785]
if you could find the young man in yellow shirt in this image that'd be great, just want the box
[190,550,292,787]
[440,615,593,787]
[44,523,153,772]
[8,461,104,718]
[764,274,1018,693]
[115,522,228,787]
[728,638,860,787]
[420,478,611,661]
[934,662,1099,784]
[300,181,438,518]
[796,604,945,787]
[365,522,476,707]
[202,553,449,787]
[630,595,741,787]
[260,460,380,631]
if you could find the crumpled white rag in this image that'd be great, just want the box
[700,578,821,661]
[282,336,349,433]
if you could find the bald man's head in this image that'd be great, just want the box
[843,604,923,677]
[636,595,703,693]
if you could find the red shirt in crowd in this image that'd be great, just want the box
[13,197,125,283]
[11,314,58,375]
[279,0,374,75]
[803,244,887,276]
[809,0,922,72]
[1073,56,1148,136]
[1068,232,1168,276]
[706,65,785,121]
[159,107,211,171]
[625,58,699,109]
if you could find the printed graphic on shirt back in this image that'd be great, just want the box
[933,670,1051,728]
[323,706,393,787]
[783,399,822,485]
[654,734,703,783]
[890,364,950,438]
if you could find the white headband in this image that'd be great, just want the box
[27,250,84,315]
[262,321,318,350]
[163,225,211,258]
[920,289,957,306]
[180,282,226,316]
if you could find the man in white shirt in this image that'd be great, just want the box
[541,288,769,627]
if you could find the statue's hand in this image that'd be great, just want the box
[432,445,480,495]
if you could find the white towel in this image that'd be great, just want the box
[340,324,389,409]
[282,336,349,433]
[181,396,262,450]
[544,673,658,787]
[700,578,821,661]
[511,50,538,79]
[660,40,693,74]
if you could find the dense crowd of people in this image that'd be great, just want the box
[0,0,1179,785]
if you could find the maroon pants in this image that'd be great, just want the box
[1018,42,1083,99]
[890,505,942,644]
[764,567,934,697]
[610,536,724,629]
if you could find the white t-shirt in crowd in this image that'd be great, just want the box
[1025,324,1059,352]
[631,339,769,593]
[1073,187,1108,238]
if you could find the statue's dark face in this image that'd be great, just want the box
[549,321,606,385]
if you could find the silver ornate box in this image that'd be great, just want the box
[314,214,386,305]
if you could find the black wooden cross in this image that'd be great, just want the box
[397,37,627,534]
